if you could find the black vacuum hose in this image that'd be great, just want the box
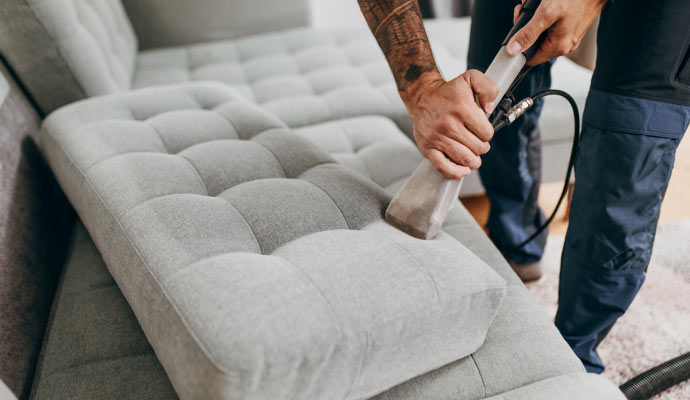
[619,351,690,400]
[492,89,580,251]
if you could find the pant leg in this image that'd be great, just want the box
[555,0,690,373]
[557,118,684,373]
[468,0,551,264]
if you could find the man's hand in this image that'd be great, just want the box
[402,70,499,179]
[507,0,606,66]
[357,0,498,178]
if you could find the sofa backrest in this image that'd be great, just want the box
[0,62,73,399]
[0,0,138,115]
[122,0,312,50]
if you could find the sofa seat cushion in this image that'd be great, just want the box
[132,19,592,145]
[29,214,619,400]
[293,116,423,193]
[131,22,472,134]
[30,221,177,400]
[132,26,410,131]
[40,82,507,400]
[482,373,625,400]
[132,19,591,196]
[29,214,618,400]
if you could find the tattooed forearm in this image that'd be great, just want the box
[358,0,439,93]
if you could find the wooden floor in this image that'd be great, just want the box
[461,130,690,235]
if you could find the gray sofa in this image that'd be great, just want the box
[0,0,622,399]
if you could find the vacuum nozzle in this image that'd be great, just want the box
[384,0,543,240]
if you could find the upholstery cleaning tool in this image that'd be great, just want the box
[386,0,545,240]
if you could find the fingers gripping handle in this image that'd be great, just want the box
[385,1,543,240]
[502,0,544,61]
[484,0,543,117]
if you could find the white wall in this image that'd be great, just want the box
[310,0,466,28]
[310,0,367,29]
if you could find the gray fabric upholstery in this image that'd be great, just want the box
[371,205,588,399]
[131,26,410,131]
[121,0,311,49]
[293,116,424,193]
[0,74,8,103]
[28,213,614,400]
[0,0,137,114]
[131,19,591,143]
[0,64,73,399]
[482,373,625,400]
[30,220,177,400]
[130,19,591,194]
[0,8,590,192]
[40,82,508,400]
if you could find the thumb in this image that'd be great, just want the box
[506,7,553,56]
[462,70,499,113]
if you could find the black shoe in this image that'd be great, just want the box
[508,260,544,282]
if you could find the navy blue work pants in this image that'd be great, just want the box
[468,0,690,372]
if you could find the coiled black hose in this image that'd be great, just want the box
[491,89,580,251]
[619,351,690,400]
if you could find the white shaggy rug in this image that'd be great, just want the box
[525,219,690,400]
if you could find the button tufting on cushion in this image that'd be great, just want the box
[132,27,410,131]
[293,116,424,193]
[40,82,506,400]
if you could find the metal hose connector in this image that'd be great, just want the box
[506,97,534,123]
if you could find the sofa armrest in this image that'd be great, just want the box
[483,373,625,400]
[121,0,311,49]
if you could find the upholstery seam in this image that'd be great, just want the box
[251,141,291,179]
[23,1,89,99]
[212,106,251,142]
[40,351,155,381]
[61,280,116,297]
[144,119,170,152]
[236,44,255,99]
[346,331,369,399]
[78,1,125,89]
[86,151,170,172]
[278,258,344,336]
[379,235,441,302]
[179,155,210,196]
[117,195,261,256]
[353,153,375,183]
[298,174,351,230]
[339,121,357,153]
[160,250,260,285]
[215,197,264,254]
[470,354,488,398]
[44,131,248,377]
[184,46,192,82]
[147,120,210,195]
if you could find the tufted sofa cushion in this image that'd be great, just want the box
[0,0,137,114]
[132,27,411,132]
[130,19,592,192]
[293,116,423,194]
[40,82,507,400]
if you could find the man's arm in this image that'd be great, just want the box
[358,0,436,93]
[357,0,499,179]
